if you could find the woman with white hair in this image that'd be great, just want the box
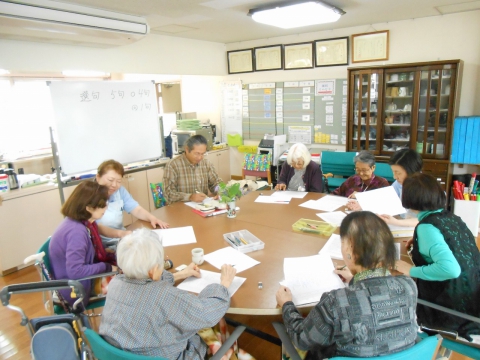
[99,228,236,359]
[275,143,323,192]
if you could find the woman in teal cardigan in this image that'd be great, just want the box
[395,173,480,341]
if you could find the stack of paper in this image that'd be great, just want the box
[388,224,415,238]
[177,269,245,297]
[280,253,345,306]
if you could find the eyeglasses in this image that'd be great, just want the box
[354,167,372,174]
[192,152,208,157]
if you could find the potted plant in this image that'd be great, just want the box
[217,182,242,218]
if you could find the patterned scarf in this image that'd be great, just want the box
[83,220,117,266]
[353,268,391,285]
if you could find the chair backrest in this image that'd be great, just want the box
[150,183,166,209]
[375,162,395,183]
[84,328,166,360]
[38,237,53,279]
[321,152,356,178]
[327,334,442,360]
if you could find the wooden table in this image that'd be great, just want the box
[129,190,409,315]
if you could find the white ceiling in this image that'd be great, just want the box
[2,0,480,45]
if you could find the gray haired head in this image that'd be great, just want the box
[185,135,207,151]
[354,150,376,167]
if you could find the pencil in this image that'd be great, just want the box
[338,265,347,270]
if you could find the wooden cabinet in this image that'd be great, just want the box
[209,148,231,182]
[122,172,150,227]
[347,60,462,193]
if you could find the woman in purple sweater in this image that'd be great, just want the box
[49,181,117,306]
[275,143,323,192]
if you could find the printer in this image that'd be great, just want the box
[257,134,288,166]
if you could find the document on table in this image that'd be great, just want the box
[299,195,348,212]
[280,253,345,306]
[388,224,415,238]
[177,269,246,297]
[355,186,406,216]
[204,247,260,273]
[271,191,308,199]
[318,234,343,260]
[152,226,196,247]
[255,195,290,204]
[184,197,215,208]
[316,211,347,227]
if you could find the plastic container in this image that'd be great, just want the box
[0,174,9,193]
[453,199,480,235]
[223,230,265,254]
[292,219,337,237]
[227,134,243,147]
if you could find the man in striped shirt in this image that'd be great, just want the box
[164,135,222,204]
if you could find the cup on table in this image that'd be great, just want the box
[192,248,204,265]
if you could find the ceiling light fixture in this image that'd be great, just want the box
[248,1,345,29]
[0,69,10,75]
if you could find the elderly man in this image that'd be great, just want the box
[163,135,222,203]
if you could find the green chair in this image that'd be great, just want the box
[375,162,395,183]
[321,152,356,192]
[84,325,247,360]
[272,322,442,360]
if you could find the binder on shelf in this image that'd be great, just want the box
[469,116,480,163]
[464,117,474,164]
[457,117,467,163]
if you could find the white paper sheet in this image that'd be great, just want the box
[319,234,343,260]
[176,269,246,297]
[280,253,345,306]
[316,211,347,226]
[204,247,260,273]
[184,197,216,208]
[271,191,308,199]
[152,226,196,247]
[255,195,290,204]
[355,186,406,216]
[388,224,415,238]
[299,195,348,211]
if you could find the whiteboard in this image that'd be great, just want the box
[220,80,243,142]
[50,81,162,175]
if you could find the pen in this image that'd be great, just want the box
[338,265,347,270]
[306,223,318,229]
[239,237,248,245]
[225,236,237,247]
[233,236,243,246]
[205,210,227,217]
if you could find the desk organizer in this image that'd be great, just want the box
[292,219,336,237]
[223,230,264,254]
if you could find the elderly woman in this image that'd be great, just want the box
[276,211,417,358]
[395,173,480,340]
[99,228,237,359]
[275,143,323,192]
[332,150,389,201]
[380,149,423,227]
[96,159,168,246]
[49,181,117,307]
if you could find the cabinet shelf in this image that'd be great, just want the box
[418,127,447,132]
[383,139,410,142]
[384,124,411,127]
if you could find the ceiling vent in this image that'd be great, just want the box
[0,0,149,48]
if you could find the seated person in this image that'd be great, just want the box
[49,181,118,306]
[163,135,222,204]
[275,143,323,192]
[276,211,418,359]
[331,150,389,207]
[379,148,423,226]
[95,159,168,247]
[99,228,237,359]
[395,173,480,341]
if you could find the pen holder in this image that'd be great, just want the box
[453,199,480,235]
[223,230,265,254]
[292,219,337,237]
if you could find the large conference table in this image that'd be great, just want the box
[129,190,409,315]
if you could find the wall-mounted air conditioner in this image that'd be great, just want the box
[0,0,149,47]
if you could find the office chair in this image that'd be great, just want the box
[374,162,395,183]
[272,322,442,360]
[242,153,272,185]
[84,325,246,360]
[24,237,114,316]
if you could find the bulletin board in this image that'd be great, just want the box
[49,81,162,175]
[241,79,347,145]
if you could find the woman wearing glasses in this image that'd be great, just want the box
[96,159,169,247]
[331,150,389,199]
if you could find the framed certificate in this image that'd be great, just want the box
[352,30,389,63]
[227,49,254,74]
[254,45,283,71]
[284,42,313,70]
[315,37,349,67]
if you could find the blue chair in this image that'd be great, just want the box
[375,162,395,183]
[84,325,246,360]
[321,152,356,192]
[272,322,442,360]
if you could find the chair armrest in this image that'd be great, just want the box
[272,322,302,360]
[324,173,333,178]
[211,325,246,360]
[77,271,118,282]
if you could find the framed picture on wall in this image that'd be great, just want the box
[254,45,283,71]
[315,37,349,67]
[352,30,389,63]
[284,42,313,70]
[227,49,254,74]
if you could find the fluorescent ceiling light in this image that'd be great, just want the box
[0,69,10,75]
[62,70,109,77]
[248,1,345,29]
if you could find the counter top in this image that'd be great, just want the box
[0,182,58,201]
